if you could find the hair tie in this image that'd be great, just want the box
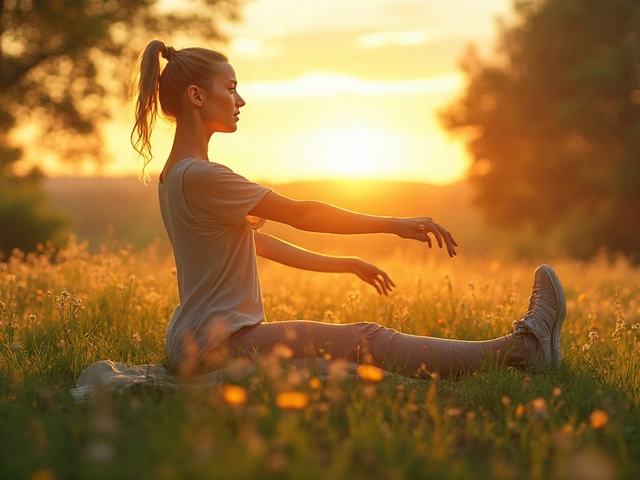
[162,45,177,61]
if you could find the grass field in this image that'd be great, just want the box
[1,238,639,479]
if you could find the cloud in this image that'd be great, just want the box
[229,38,263,56]
[228,38,285,59]
[240,71,463,99]
[355,30,444,49]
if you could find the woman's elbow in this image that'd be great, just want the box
[287,200,317,231]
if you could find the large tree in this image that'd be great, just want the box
[441,0,640,258]
[0,0,241,256]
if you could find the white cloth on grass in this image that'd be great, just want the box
[70,359,257,402]
[69,359,410,402]
[71,360,179,401]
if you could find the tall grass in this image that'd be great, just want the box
[1,238,639,479]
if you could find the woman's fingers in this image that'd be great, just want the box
[372,276,387,296]
[379,274,394,295]
[354,260,395,296]
[372,271,395,296]
[441,231,456,257]
[440,227,457,257]
[418,220,458,257]
[420,222,442,248]
[382,271,396,289]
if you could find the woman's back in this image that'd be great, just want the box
[158,158,269,368]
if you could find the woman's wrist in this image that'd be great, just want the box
[344,256,360,274]
[344,257,363,275]
[387,217,403,237]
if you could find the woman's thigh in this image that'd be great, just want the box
[225,320,385,362]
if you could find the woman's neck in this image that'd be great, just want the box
[160,118,212,183]
[167,118,212,163]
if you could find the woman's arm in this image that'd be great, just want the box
[254,231,395,295]
[248,191,458,257]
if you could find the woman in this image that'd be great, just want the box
[130,41,566,377]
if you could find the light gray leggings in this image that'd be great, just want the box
[214,320,527,378]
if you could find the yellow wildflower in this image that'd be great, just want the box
[356,364,385,383]
[589,409,608,429]
[221,384,247,406]
[276,391,309,410]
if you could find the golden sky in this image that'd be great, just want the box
[48,0,513,184]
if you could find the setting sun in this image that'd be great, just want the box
[308,126,398,178]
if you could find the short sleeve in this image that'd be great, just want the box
[182,161,270,225]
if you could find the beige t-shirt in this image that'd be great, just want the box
[158,158,271,368]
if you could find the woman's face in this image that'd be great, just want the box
[200,62,245,133]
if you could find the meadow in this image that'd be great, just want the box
[1,234,639,480]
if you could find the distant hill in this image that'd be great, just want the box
[44,176,509,256]
[45,176,164,249]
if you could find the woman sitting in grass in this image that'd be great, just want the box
[130,40,566,378]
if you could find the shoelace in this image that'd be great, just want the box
[524,285,543,317]
[513,282,557,333]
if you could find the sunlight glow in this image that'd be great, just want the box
[229,38,263,56]
[306,126,404,178]
[241,72,463,99]
[355,30,443,49]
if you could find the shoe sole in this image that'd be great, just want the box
[537,265,566,366]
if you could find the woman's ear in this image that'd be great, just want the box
[186,85,203,107]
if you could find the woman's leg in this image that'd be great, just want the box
[224,265,565,377]
[226,320,531,377]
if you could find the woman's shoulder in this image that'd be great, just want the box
[183,160,265,194]
[160,158,209,183]
[183,159,235,177]
[187,160,261,183]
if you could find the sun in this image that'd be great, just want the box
[308,126,401,178]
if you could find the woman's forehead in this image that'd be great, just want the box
[216,61,236,82]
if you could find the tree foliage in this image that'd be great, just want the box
[441,0,640,258]
[0,0,241,255]
[0,172,68,257]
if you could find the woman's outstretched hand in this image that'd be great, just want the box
[350,258,396,296]
[397,217,458,257]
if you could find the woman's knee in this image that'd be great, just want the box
[352,321,396,340]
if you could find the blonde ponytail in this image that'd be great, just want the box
[131,40,165,181]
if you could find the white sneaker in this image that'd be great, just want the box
[513,265,566,367]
